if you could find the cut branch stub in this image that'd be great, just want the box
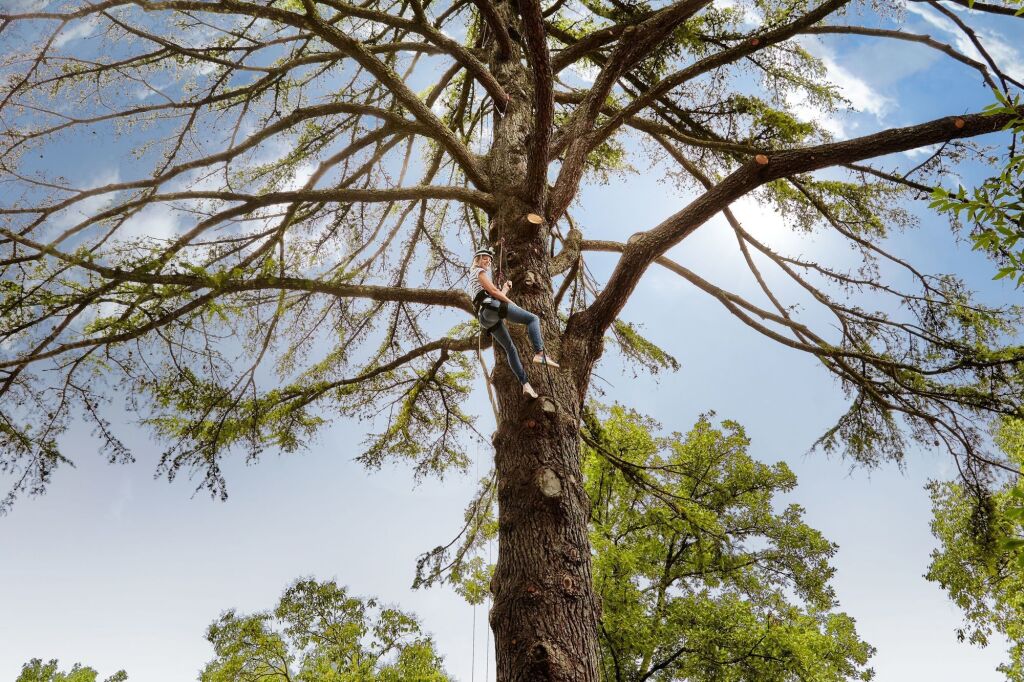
[529,640,568,678]
[526,212,545,225]
[537,467,563,497]
[755,153,770,165]
[562,574,575,593]
[954,117,966,129]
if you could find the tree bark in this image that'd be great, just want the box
[489,350,602,681]
[484,12,603,677]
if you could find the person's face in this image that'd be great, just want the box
[479,254,492,268]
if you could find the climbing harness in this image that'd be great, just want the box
[473,290,508,333]
[471,242,509,334]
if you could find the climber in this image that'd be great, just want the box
[469,246,559,399]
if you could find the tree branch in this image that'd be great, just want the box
[471,0,514,60]
[547,0,712,222]
[569,107,1021,351]
[516,0,555,204]
[909,0,1024,19]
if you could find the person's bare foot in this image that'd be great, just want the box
[523,382,539,399]
[532,352,560,368]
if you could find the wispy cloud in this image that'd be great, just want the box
[48,169,122,234]
[53,16,99,48]
[904,2,1024,82]
[8,0,50,11]
[790,37,893,140]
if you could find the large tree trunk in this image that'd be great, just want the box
[490,372,602,681]
[483,46,603,677]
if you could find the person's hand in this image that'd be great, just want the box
[501,280,512,294]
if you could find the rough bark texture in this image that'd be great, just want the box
[489,347,601,681]
[484,10,602,676]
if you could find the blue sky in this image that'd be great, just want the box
[2,1,1024,680]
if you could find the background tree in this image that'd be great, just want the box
[18,409,874,682]
[927,416,1024,682]
[450,406,876,680]
[2,0,1024,679]
[199,578,453,681]
[16,660,127,682]
[15,581,450,682]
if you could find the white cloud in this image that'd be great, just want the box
[789,37,893,140]
[117,201,183,242]
[48,169,122,236]
[53,16,99,48]
[284,162,316,192]
[904,2,1024,82]
[7,0,50,11]
[903,143,940,159]
[822,56,891,119]
[566,61,600,84]
[727,194,799,250]
[790,98,851,139]
[978,31,1024,82]
[726,0,763,30]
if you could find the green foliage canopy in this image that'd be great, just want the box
[927,417,1024,681]
[16,660,126,682]
[444,406,876,680]
[199,578,453,682]
[930,90,1024,285]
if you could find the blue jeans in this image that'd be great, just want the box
[479,300,543,385]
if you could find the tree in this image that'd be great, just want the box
[927,417,1024,682]
[585,408,875,681]
[450,406,876,680]
[199,578,453,681]
[16,660,127,682]
[2,0,1023,679]
[19,410,873,681]
[15,581,450,682]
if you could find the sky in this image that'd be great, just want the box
[2,1,1024,681]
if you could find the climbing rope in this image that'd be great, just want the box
[471,603,477,682]
[470,435,481,682]
[485,534,493,682]
[476,334,500,422]
[496,235,506,286]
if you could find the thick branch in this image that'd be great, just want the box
[516,0,555,204]
[471,0,514,60]
[569,108,1021,353]
[547,0,711,221]
[910,0,1024,19]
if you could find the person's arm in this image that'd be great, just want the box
[478,269,514,304]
